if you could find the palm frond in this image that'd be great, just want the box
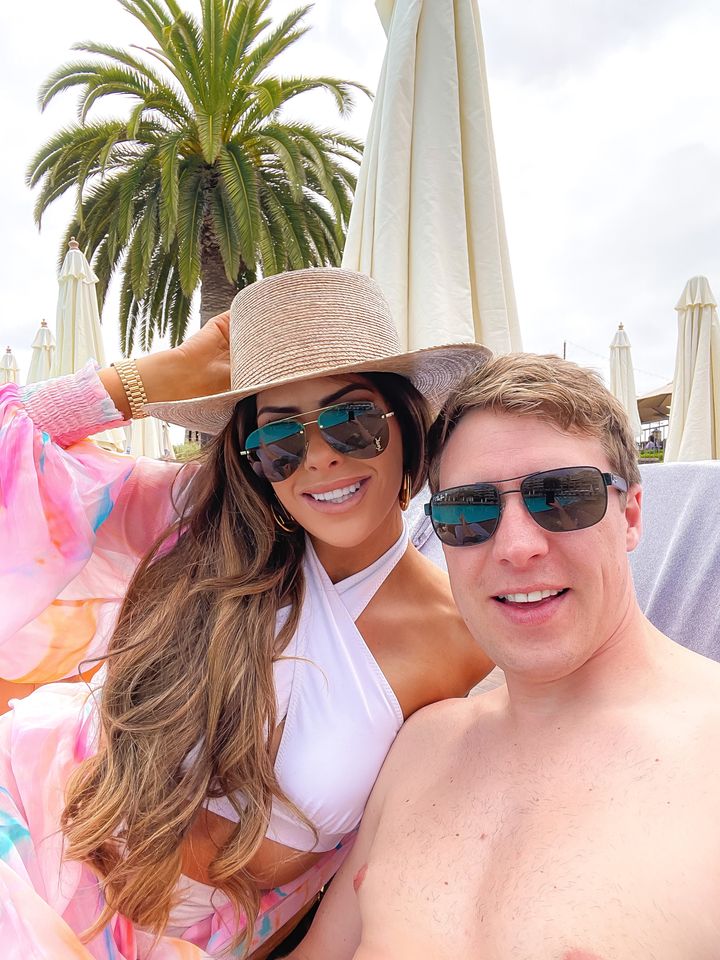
[166,278,192,346]
[115,148,161,243]
[256,74,367,120]
[119,0,204,108]
[27,119,130,187]
[116,0,173,44]
[158,132,185,246]
[118,257,142,354]
[147,243,178,333]
[200,0,226,100]
[255,207,279,276]
[247,127,306,200]
[218,142,259,269]
[208,180,242,283]
[74,39,176,88]
[261,179,306,270]
[238,6,311,86]
[129,190,159,299]
[195,108,224,163]
[38,63,103,110]
[165,10,206,103]
[176,162,205,295]
[222,0,257,78]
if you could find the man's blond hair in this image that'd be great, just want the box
[428,353,642,491]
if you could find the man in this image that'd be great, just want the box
[285,353,720,960]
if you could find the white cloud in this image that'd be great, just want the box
[481,0,714,83]
[486,4,720,391]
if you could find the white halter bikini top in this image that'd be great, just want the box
[168,527,408,933]
[205,525,407,847]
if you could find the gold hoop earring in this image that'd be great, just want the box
[271,502,299,534]
[399,472,412,511]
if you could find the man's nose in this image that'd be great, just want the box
[303,423,341,471]
[491,491,550,566]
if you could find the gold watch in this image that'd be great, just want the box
[111,359,148,419]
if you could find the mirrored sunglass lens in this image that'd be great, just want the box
[431,487,501,546]
[245,421,305,482]
[521,467,607,532]
[319,403,389,459]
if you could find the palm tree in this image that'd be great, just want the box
[28,0,366,352]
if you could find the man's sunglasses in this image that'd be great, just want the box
[425,466,628,547]
[241,402,395,483]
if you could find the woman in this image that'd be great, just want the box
[0,268,492,959]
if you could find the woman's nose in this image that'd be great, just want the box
[303,423,341,471]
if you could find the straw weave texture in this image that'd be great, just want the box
[145,268,490,433]
[230,269,400,389]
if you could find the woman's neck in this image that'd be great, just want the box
[311,506,405,583]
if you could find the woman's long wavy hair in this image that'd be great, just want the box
[61,372,431,951]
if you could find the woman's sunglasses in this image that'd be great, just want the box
[241,402,395,483]
[425,466,628,547]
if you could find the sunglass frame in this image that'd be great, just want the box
[240,401,395,482]
[425,466,629,547]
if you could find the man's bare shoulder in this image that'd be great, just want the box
[680,649,720,733]
[651,638,720,764]
[382,685,503,771]
[680,643,720,678]
[663,635,720,698]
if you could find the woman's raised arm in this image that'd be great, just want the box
[0,312,231,685]
[98,309,231,419]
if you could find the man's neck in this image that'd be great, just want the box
[501,601,673,728]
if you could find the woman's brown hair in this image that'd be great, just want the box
[61,372,431,951]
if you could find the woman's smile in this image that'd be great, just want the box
[301,476,371,511]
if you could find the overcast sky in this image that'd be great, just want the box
[1,0,719,398]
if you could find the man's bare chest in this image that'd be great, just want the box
[357,748,720,960]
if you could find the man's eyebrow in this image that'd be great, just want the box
[256,382,372,419]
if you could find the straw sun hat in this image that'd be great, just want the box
[145,267,491,434]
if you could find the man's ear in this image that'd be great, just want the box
[624,483,642,552]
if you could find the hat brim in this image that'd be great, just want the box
[143,342,491,434]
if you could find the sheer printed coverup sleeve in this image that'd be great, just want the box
[0,362,196,682]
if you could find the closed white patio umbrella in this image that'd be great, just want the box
[609,323,642,440]
[1,346,20,385]
[53,239,106,375]
[342,0,521,354]
[665,275,720,462]
[53,238,126,452]
[128,416,173,459]
[26,319,56,384]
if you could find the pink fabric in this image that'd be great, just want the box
[21,360,128,449]
[0,684,352,958]
[0,374,196,682]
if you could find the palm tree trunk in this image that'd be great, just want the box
[199,242,239,326]
[194,224,240,444]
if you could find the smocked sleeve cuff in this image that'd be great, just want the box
[20,360,127,448]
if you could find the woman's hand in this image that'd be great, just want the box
[100,311,233,418]
[173,311,231,399]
